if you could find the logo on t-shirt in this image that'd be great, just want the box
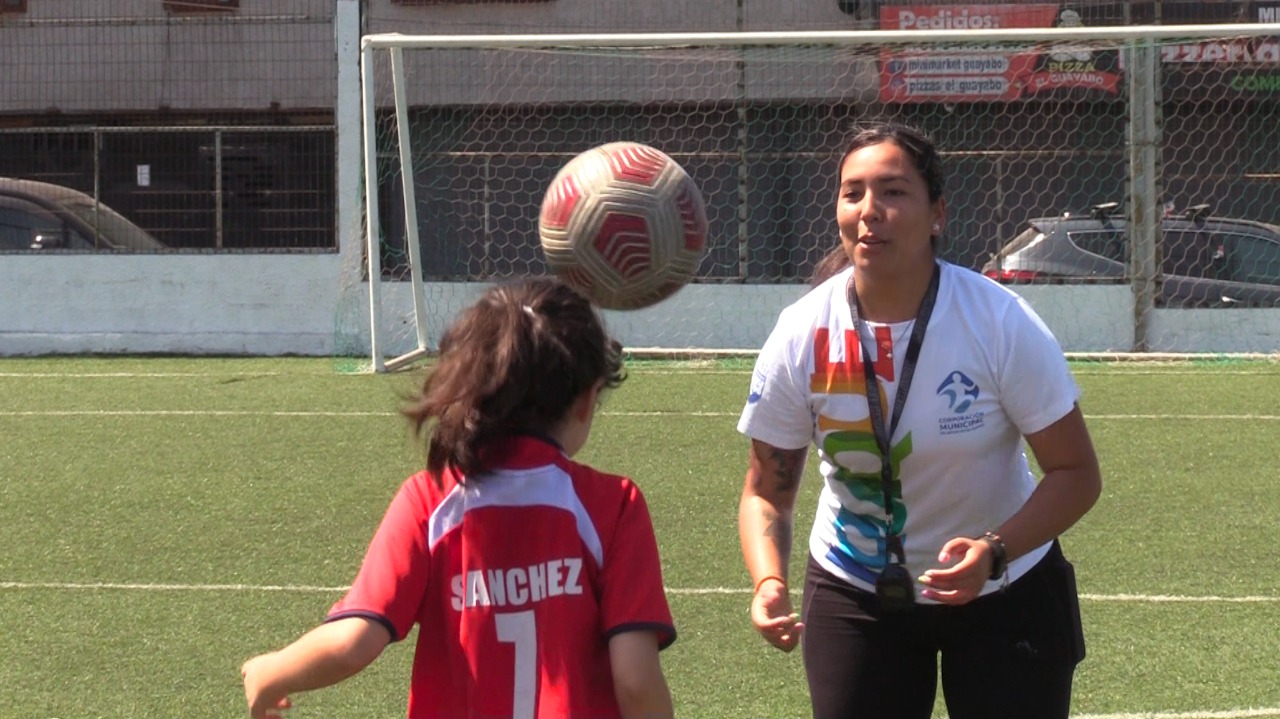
[936,370,979,413]
[936,370,985,435]
[748,369,766,403]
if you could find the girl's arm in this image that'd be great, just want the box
[608,630,674,719]
[241,616,391,719]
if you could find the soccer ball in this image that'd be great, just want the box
[538,141,709,310]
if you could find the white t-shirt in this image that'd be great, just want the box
[738,261,1079,600]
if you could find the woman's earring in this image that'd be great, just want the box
[932,224,941,233]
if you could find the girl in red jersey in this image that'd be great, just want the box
[242,277,676,719]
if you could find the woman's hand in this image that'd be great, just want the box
[750,577,804,652]
[916,537,993,605]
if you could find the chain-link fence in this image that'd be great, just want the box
[362,29,1280,293]
[355,21,1280,359]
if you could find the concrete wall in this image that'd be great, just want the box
[0,0,336,112]
[360,0,880,108]
[1,254,341,355]
[363,43,879,108]
[363,0,876,33]
[362,280,1276,356]
[367,0,728,34]
[5,258,1278,357]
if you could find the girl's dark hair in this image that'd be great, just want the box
[403,276,625,482]
[810,122,947,286]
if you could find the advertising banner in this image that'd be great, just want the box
[879,4,1123,103]
[1157,2,1280,96]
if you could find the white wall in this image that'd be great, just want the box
[0,254,341,356]
[0,0,336,113]
[362,0,876,34]
[4,260,1279,358]
[365,0,737,34]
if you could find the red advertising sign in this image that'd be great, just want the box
[880,4,1123,103]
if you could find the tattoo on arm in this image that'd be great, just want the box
[764,446,805,494]
[745,441,804,563]
[760,506,793,559]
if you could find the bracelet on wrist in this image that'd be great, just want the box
[753,574,787,594]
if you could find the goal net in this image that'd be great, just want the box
[345,21,1280,372]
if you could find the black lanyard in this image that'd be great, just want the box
[848,263,941,565]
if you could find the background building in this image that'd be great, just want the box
[1,1,1278,356]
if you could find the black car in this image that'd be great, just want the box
[0,177,164,251]
[982,202,1280,308]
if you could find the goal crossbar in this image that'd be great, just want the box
[363,24,1280,51]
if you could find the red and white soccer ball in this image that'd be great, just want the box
[538,141,709,310]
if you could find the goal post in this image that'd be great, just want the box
[361,45,432,372]
[348,23,1280,371]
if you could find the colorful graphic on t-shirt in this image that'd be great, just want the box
[809,326,912,579]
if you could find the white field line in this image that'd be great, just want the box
[0,581,351,592]
[0,372,283,378]
[3,369,1279,379]
[616,413,1280,420]
[631,369,1280,377]
[5,578,1274,711]
[1070,706,1280,711]
[1072,370,1280,376]
[1089,414,1280,420]
[0,410,394,417]
[2,410,1279,421]
[2,582,1276,719]
[0,581,1277,604]
[4,589,1278,719]
[1076,593,1280,603]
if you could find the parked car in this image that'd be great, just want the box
[982,202,1280,308]
[0,177,164,251]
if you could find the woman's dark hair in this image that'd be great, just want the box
[810,122,947,286]
[403,277,625,481]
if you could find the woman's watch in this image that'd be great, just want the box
[979,531,1008,580]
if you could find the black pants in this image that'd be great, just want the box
[801,541,1086,719]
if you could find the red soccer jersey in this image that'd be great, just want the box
[327,435,676,719]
